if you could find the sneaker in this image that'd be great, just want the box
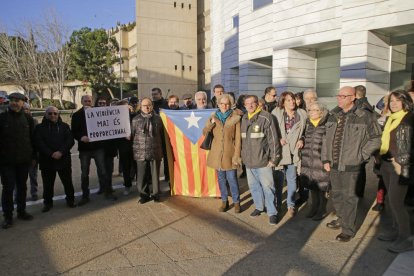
[269,215,279,225]
[250,209,262,217]
[42,205,53,213]
[2,218,13,229]
[123,187,131,196]
[388,239,414,253]
[78,197,90,206]
[17,212,33,221]
[288,207,296,218]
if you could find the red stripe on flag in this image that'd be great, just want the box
[183,136,195,196]
[166,117,182,195]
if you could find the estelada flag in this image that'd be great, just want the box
[160,109,220,197]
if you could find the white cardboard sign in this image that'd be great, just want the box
[85,105,131,142]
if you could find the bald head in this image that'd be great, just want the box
[337,86,356,112]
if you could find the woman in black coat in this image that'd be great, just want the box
[299,102,330,220]
[377,90,414,253]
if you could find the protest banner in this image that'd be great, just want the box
[85,105,131,142]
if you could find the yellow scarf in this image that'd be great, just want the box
[310,118,321,127]
[248,107,262,120]
[380,110,407,155]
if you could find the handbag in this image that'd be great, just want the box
[200,130,214,150]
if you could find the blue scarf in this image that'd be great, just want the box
[215,109,233,125]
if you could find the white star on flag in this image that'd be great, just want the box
[184,111,202,129]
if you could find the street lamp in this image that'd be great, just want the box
[117,21,123,100]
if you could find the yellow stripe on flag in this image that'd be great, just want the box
[174,127,189,196]
[190,142,202,197]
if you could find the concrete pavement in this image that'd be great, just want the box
[1,157,413,275]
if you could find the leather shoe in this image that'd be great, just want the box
[67,202,77,208]
[326,219,341,229]
[250,209,262,217]
[138,197,150,204]
[152,195,161,202]
[336,233,352,242]
[17,212,33,221]
[2,218,13,229]
[78,197,90,206]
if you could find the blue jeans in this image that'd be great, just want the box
[217,169,240,203]
[246,167,277,216]
[275,164,297,208]
[79,148,108,198]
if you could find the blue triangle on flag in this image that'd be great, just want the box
[161,109,215,144]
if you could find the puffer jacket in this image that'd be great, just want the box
[272,107,307,167]
[203,110,241,170]
[34,117,74,170]
[322,106,382,171]
[383,112,414,185]
[299,113,330,191]
[131,111,164,161]
[0,108,34,165]
[241,109,281,168]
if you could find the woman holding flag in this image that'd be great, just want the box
[203,94,242,213]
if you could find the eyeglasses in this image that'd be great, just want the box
[308,109,320,112]
[98,102,107,105]
[48,112,58,115]
[336,95,353,99]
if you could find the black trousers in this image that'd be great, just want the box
[330,169,360,236]
[118,144,133,188]
[1,164,29,219]
[136,160,161,198]
[380,161,410,240]
[41,168,75,206]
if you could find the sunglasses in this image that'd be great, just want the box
[48,112,58,115]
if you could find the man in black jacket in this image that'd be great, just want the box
[0,92,35,229]
[71,95,116,205]
[35,106,76,212]
[151,88,168,114]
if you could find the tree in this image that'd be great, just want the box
[68,27,119,96]
[0,33,32,97]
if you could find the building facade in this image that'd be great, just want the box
[135,0,198,99]
[211,0,414,104]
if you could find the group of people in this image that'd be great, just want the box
[202,85,414,254]
[1,84,413,254]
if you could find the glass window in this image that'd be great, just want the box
[233,15,239,29]
[253,0,272,11]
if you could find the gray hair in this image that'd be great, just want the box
[303,89,317,98]
[195,91,207,100]
[45,105,58,113]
